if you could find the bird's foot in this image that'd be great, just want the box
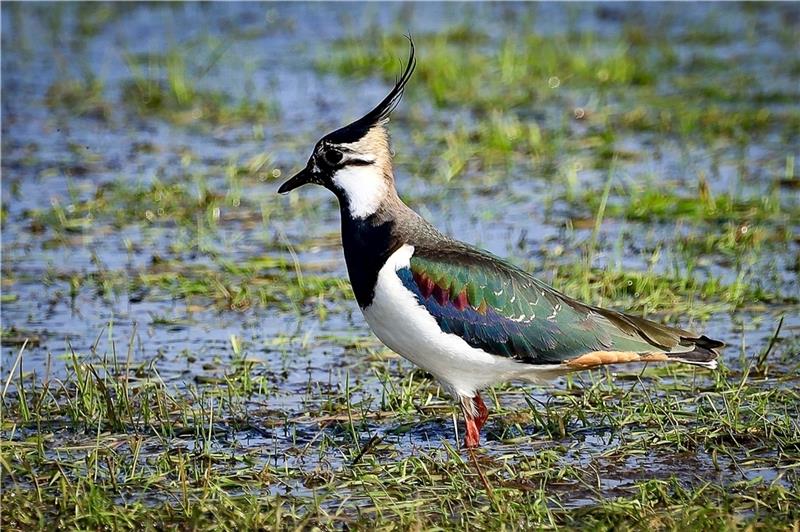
[462,393,489,449]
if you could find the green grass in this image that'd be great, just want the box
[321,29,654,111]
[121,48,277,126]
[121,78,276,127]
[3,4,800,530]
[579,183,796,225]
[2,329,799,529]
[45,74,112,121]
[324,20,800,186]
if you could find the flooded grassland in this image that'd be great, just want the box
[1,3,799,530]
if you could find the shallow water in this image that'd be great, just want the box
[2,2,799,515]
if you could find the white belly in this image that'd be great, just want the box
[361,245,562,398]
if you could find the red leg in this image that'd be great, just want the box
[473,393,489,432]
[461,393,489,449]
[464,414,480,448]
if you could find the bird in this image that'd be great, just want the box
[278,39,723,449]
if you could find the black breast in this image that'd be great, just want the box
[340,214,402,308]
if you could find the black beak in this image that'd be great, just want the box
[278,165,314,194]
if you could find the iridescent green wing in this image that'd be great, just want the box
[398,244,704,363]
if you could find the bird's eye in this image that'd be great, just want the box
[322,148,343,166]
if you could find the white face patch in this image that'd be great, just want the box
[332,165,387,219]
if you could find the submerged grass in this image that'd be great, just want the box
[45,74,112,121]
[2,327,799,529]
[322,28,654,110]
[325,18,800,192]
[4,3,800,530]
[122,48,278,126]
[579,182,797,225]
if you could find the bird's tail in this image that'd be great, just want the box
[663,335,724,369]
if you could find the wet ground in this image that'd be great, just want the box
[2,3,799,529]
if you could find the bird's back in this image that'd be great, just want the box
[397,232,722,368]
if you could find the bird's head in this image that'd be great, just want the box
[278,39,416,219]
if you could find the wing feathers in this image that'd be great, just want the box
[400,244,723,367]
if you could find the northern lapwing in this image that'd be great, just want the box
[278,40,723,449]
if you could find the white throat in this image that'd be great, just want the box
[332,165,387,219]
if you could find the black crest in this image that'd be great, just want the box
[324,37,417,145]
